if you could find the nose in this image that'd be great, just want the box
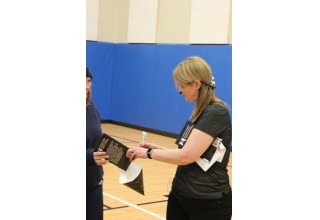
[86,82,91,90]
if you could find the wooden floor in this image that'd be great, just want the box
[101,123,232,220]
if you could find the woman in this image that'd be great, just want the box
[86,67,109,220]
[126,57,232,220]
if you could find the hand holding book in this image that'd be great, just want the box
[95,133,145,195]
[95,133,131,171]
[93,151,110,165]
[126,146,148,161]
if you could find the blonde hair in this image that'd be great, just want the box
[173,56,226,123]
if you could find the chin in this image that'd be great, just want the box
[185,97,197,102]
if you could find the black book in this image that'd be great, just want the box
[175,121,216,162]
[95,133,131,171]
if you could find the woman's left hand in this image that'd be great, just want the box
[126,147,148,161]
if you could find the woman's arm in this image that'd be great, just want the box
[127,128,214,165]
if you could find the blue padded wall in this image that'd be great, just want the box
[86,41,114,120]
[86,41,232,135]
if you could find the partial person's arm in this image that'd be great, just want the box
[127,128,214,165]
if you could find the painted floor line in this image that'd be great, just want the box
[103,192,165,220]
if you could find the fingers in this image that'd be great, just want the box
[96,158,109,165]
[93,152,109,165]
[139,144,148,148]
[93,152,109,160]
[127,148,141,162]
[126,149,135,162]
[94,151,107,156]
[126,147,148,161]
[139,142,151,149]
[126,149,133,157]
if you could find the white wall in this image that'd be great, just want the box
[127,0,159,43]
[86,0,232,44]
[157,0,191,44]
[189,0,231,44]
[116,0,130,43]
[86,0,100,41]
[97,0,130,43]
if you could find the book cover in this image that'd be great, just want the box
[95,133,131,171]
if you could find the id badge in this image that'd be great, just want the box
[175,121,194,149]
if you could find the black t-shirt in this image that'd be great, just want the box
[172,103,232,199]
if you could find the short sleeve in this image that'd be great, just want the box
[194,104,230,138]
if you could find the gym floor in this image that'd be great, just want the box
[101,123,232,220]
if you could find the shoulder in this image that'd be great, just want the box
[195,103,231,128]
[86,101,100,113]
[201,103,229,118]
[194,103,231,138]
[87,101,97,109]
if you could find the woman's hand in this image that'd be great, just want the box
[126,147,148,161]
[93,151,110,165]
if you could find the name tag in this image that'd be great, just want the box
[175,121,194,149]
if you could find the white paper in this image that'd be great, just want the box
[196,137,226,172]
[119,162,142,184]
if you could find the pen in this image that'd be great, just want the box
[141,131,147,145]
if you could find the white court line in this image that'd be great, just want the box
[103,192,165,220]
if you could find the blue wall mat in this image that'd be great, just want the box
[110,44,232,134]
[86,42,114,119]
[111,44,141,124]
[153,44,194,133]
[86,41,232,135]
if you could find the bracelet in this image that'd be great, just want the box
[146,148,154,159]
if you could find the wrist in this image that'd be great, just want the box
[146,148,154,159]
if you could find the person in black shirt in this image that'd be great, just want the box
[86,67,109,220]
[126,57,232,220]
